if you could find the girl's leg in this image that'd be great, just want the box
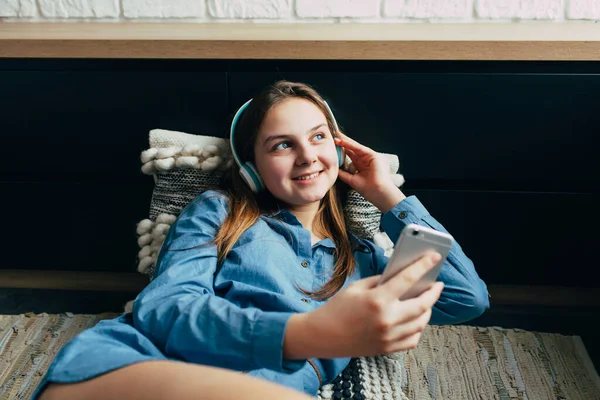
[40,360,313,400]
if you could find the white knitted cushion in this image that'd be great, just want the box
[136,129,404,279]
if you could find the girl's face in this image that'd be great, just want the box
[254,98,339,211]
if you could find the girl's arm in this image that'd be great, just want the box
[132,191,304,373]
[375,195,490,325]
[334,132,489,326]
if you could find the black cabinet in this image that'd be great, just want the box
[2,59,598,285]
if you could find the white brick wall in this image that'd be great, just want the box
[0,0,37,18]
[39,0,119,18]
[476,0,565,19]
[1,0,599,21]
[209,0,291,19]
[568,0,600,19]
[296,0,379,18]
[122,0,204,18]
[385,0,471,19]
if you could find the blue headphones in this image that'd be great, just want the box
[229,99,345,193]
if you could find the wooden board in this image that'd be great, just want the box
[1,270,598,307]
[1,23,600,60]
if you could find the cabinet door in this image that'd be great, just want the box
[1,61,229,272]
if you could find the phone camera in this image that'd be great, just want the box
[411,229,420,236]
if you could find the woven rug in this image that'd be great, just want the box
[1,313,599,400]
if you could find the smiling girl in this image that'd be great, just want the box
[36,81,489,400]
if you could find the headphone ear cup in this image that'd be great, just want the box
[336,145,345,168]
[239,162,265,193]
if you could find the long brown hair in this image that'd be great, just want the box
[215,81,354,300]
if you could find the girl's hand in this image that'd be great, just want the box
[334,132,405,213]
[284,252,444,360]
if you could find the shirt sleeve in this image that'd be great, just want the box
[373,195,490,325]
[132,191,303,373]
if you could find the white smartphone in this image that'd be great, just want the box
[378,224,454,300]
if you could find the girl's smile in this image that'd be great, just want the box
[292,170,323,182]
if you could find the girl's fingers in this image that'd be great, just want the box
[385,331,423,353]
[377,252,441,300]
[335,135,375,156]
[389,282,443,325]
[343,148,377,173]
[351,275,383,290]
[343,149,362,172]
[344,148,357,158]
[335,137,368,154]
[341,147,357,165]
[337,168,355,185]
[384,308,432,343]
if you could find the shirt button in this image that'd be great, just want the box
[399,211,408,219]
[301,261,309,268]
[301,298,309,303]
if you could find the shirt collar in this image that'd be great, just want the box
[267,208,301,226]
[314,234,370,252]
[264,210,370,252]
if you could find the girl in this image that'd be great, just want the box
[36,81,489,400]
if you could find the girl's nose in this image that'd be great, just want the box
[296,145,317,166]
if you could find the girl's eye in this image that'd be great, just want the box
[272,134,325,151]
[273,142,291,151]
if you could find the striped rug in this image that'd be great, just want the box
[1,313,599,400]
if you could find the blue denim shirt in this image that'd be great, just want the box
[32,190,489,398]
[133,190,489,392]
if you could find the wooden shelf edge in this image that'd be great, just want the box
[1,23,600,60]
[0,270,598,307]
[0,269,148,292]
[2,22,600,41]
[2,40,600,60]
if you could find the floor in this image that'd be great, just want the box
[1,288,599,374]
[470,303,600,373]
